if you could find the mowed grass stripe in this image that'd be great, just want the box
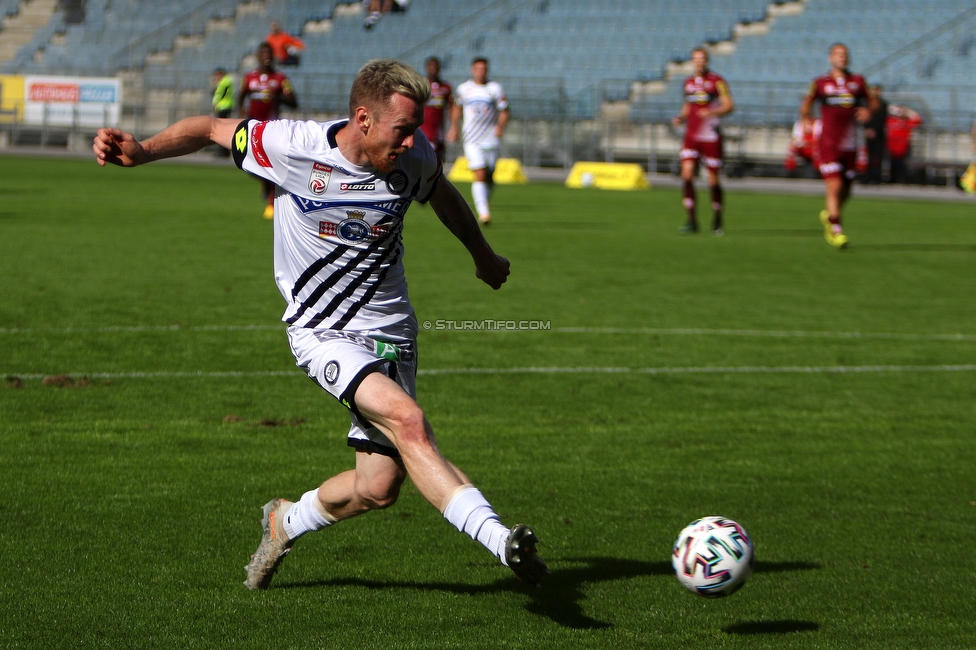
[5,364,976,380]
[2,325,975,340]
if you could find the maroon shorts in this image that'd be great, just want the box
[818,147,857,180]
[680,138,723,169]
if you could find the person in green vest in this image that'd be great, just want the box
[211,68,235,157]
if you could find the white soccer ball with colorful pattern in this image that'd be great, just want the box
[672,516,754,597]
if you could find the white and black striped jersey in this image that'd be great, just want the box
[232,118,441,335]
[454,80,507,147]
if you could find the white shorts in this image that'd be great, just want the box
[287,326,417,457]
[463,141,499,172]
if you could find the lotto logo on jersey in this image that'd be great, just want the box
[340,182,375,191]
[234,125,248,154]
[308,162,332,195]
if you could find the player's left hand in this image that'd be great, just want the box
[93,128,146,167]
[855,107,872,123]
[475,253,510,290]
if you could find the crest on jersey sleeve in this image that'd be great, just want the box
[386,170,408,194]
[308,162,332,195]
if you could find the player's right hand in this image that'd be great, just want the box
[93,128,146,167]
[474,253,510,290]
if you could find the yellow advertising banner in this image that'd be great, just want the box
[447,157,528,184]
[565,162,650,190]
[0,75,25,124]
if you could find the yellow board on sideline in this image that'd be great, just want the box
[447,157,528,184]
[566,162,650,190]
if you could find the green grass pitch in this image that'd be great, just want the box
[1,153,975,648]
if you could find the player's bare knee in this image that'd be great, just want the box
[358,478,401,509]
[387,403,429,447]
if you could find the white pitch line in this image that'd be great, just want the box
[553,327,976,341]
[1,324,974,341]
[4,371,299,380]
[5,365,976,381]
[0,325,283,334]
[417,365,976,375]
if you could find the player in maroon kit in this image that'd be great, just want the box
[420,56,452,161]
[800,43,879,249]
[672,48,734,235]
[237,42,298,219]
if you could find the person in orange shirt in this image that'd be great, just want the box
[266,21,304,66]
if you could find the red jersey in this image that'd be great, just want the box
[421,79,452,144]
[242,69,293,120]
[806,71,869,153]
[885,107,922,159]
[681,71,729,143]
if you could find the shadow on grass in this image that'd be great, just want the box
[724,620,820,635]
[276,557,820,630]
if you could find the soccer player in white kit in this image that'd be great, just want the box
[448,57,509,225]
[92,59,548,590]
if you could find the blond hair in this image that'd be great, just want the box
[349,59,430,116]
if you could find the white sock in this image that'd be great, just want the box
[283,488,336,541]
[471,181,490,218]
[442,486,510,565]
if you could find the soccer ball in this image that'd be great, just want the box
[672,516,754,598]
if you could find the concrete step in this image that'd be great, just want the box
[0,0,58,65]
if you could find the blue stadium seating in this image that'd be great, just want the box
[3,1,976,129]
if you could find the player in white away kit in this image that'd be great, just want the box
[92,59,548,590]
[448,57,508,225]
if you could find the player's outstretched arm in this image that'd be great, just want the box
[93,116,238,167]
[428,177,510,290]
